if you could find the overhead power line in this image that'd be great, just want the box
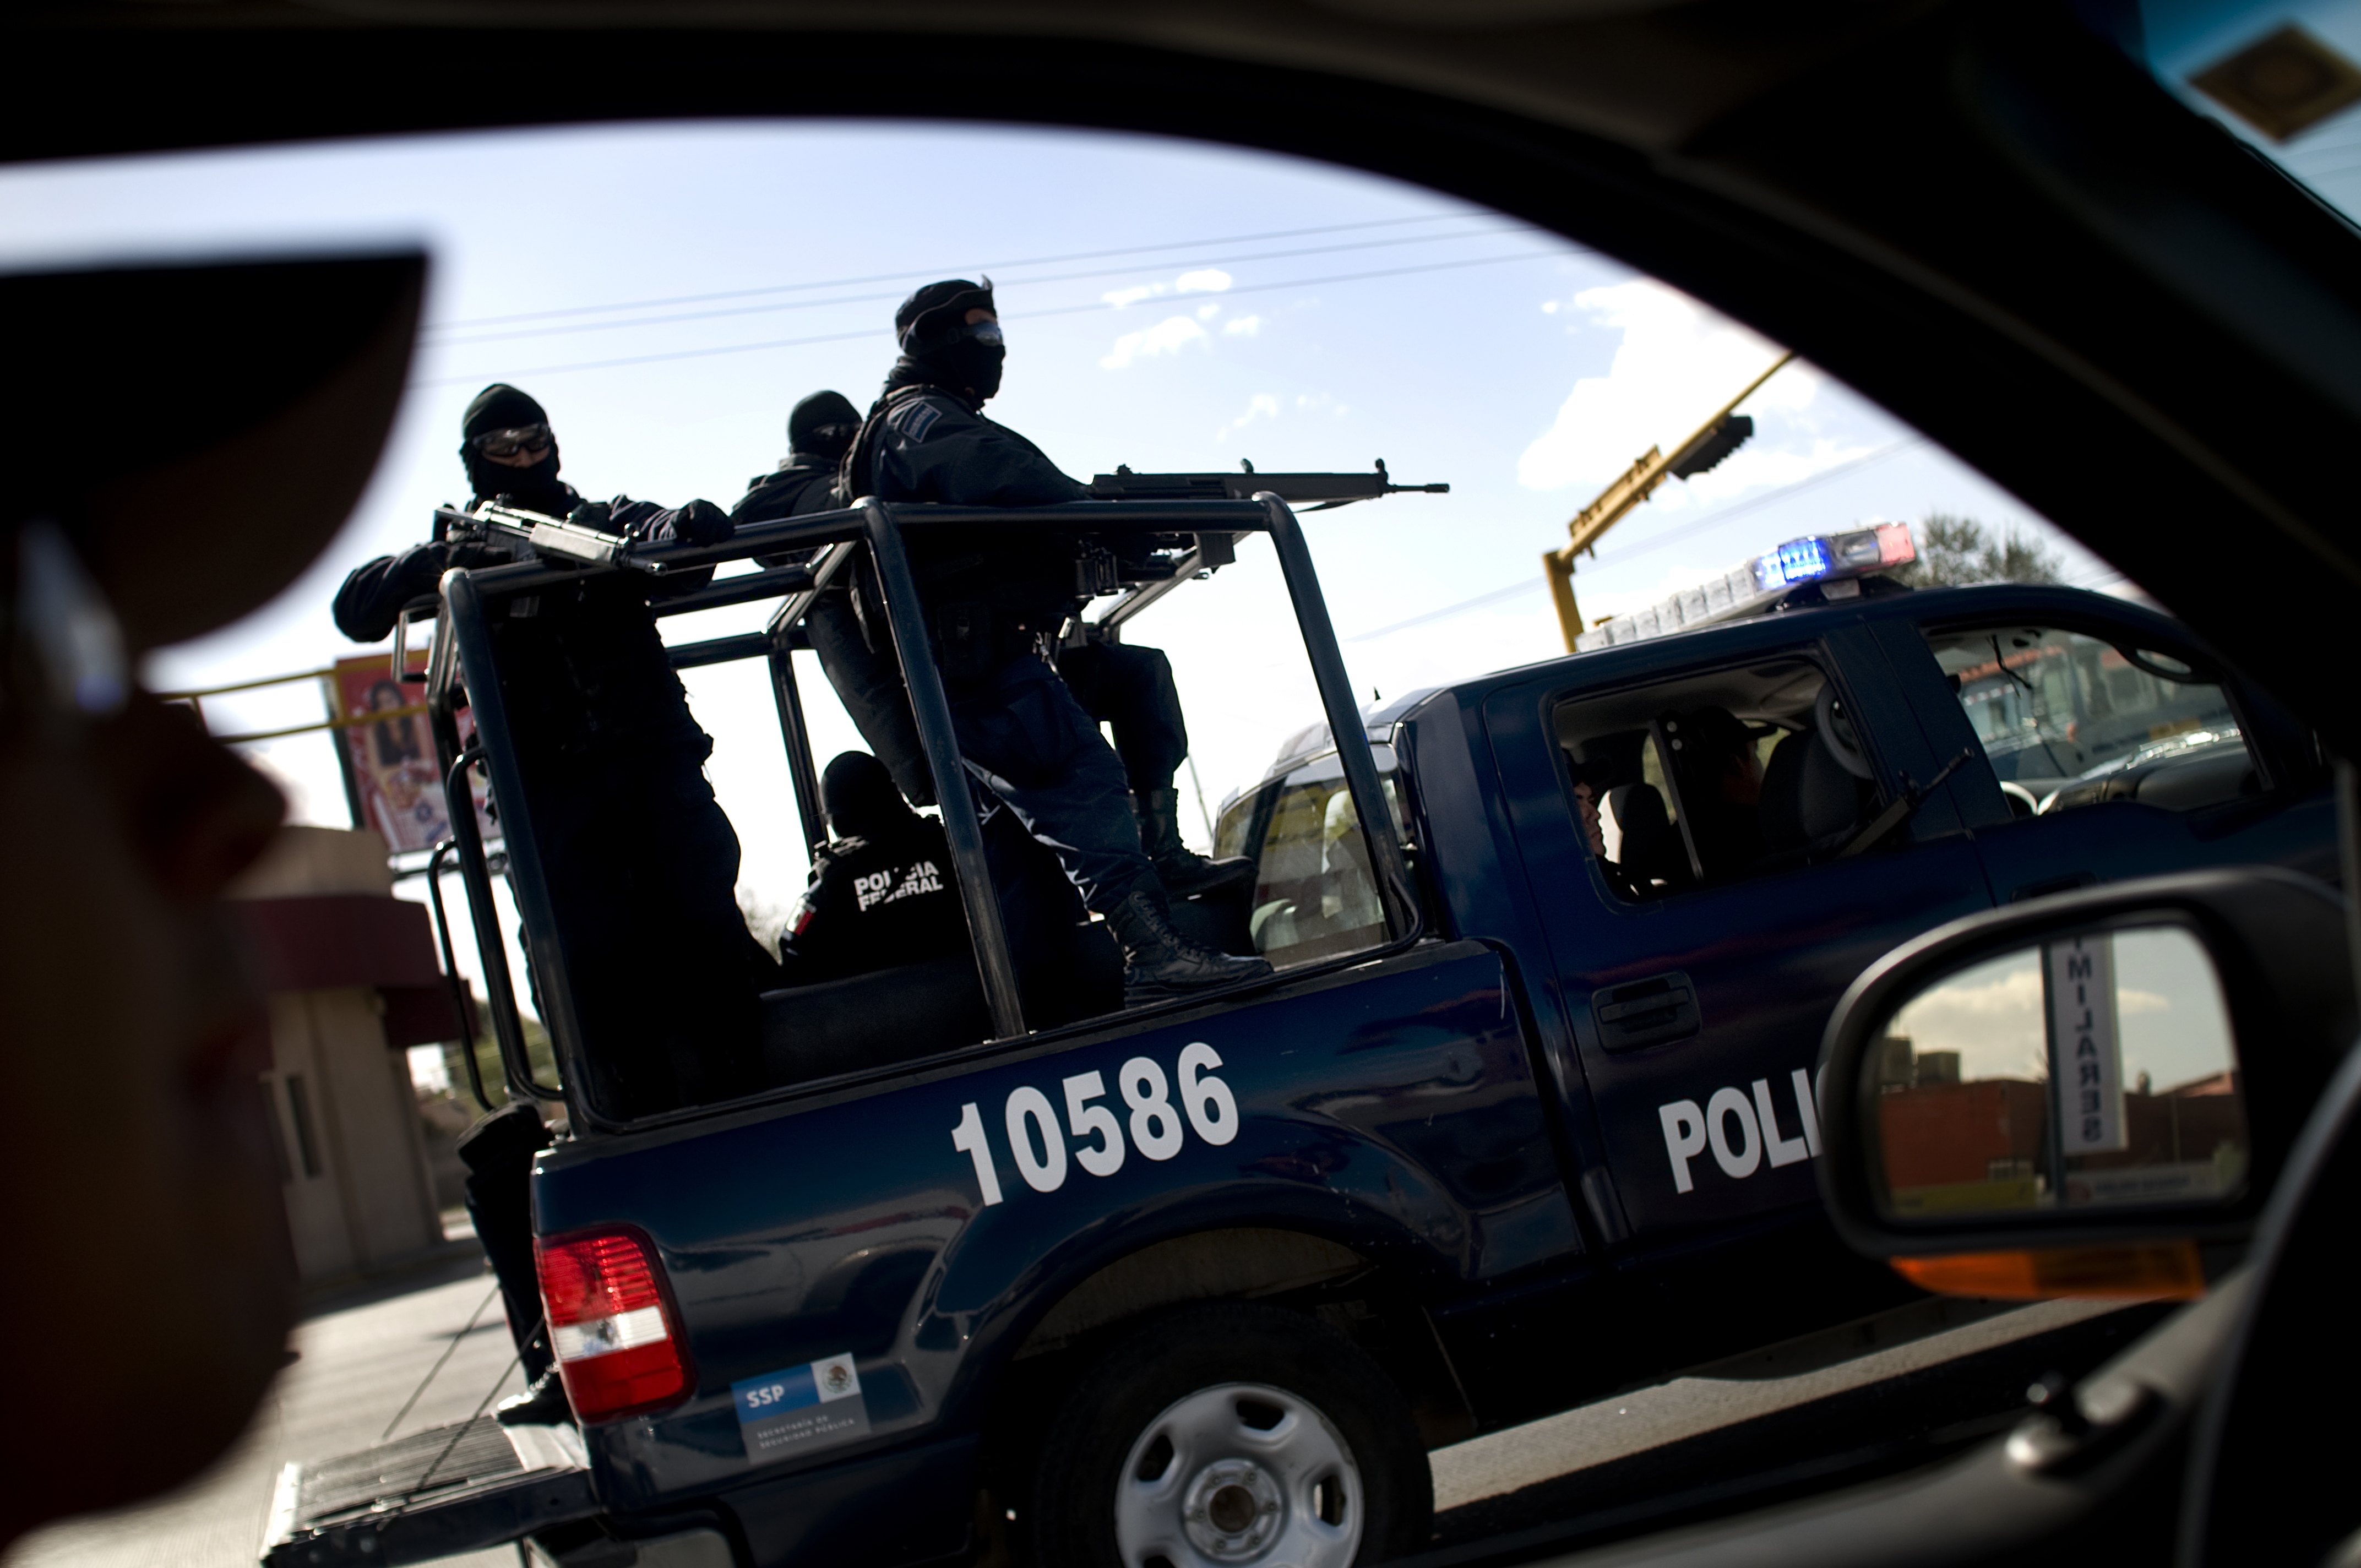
[416,247,1562,386]
[426,224,1532,349]
[1346,579,1544,641]
[428,211,1527,332]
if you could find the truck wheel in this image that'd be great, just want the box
[1029,1302,1431,1568]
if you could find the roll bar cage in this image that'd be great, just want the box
[421,496,1418,1129]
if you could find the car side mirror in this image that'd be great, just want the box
[1817,868,2355,1297]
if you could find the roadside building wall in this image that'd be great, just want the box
[231,825,465,1285]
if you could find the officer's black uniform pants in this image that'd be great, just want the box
[517,733,766,1118]
[1055,640,1190,795]
[945,653,1158,915]
[806,585,933,807]
[808,590,1194,809]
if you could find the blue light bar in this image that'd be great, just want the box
[1577,523,1921,653]
[1775,537,1833,582]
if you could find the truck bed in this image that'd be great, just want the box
[262,1417,599,1567]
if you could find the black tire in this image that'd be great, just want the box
[1029,1302,1432,1568]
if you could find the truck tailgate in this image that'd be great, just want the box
[261,1418,599,1566]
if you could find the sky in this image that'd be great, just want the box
[1886,927,2239,1100]
[0,118,2127,1001]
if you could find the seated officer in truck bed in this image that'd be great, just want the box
[778,750,965,984]
[840,279,1266,1004]
[776,750,1123,1031]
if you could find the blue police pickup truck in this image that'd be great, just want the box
[265,494,2335,1568]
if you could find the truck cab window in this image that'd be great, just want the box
[1215,744,1402,967]
[1925,625,2258,815]
[1557,658,1884,899]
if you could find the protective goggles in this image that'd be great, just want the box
[469,423,554,459]
[900,285,999,350]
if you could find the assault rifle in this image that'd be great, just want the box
[1085,459,1448,510]
[431,500,668,575]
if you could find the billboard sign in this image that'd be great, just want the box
[333,655,492,854]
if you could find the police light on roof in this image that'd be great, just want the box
[1872,520,1918,567]
[1581,521,1922,653]
[1774,537,1834,583]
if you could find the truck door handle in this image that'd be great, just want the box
[1591,971,1701,1052]
[2012,872,2098,903]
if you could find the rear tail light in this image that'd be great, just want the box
[535,1226,693,1422]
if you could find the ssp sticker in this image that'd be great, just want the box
[731,1353,869,1460]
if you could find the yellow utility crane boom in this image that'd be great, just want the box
[1543,352,1794,651]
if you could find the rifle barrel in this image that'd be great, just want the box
[1085,471,1449,502]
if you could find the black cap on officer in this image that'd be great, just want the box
[788,390,860,467]
[893,279,1004,401]
[822,750,917,843]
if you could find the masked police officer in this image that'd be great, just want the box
[336,384,771,1113]
[732,390,933,807]
[735,388,862,524]
[840,280,1267,1000]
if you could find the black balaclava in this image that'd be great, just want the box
[787,390,861,468]
[890,278,1004,402]
[461,383,565,509]
[822,750,917,843]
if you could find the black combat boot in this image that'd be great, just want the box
[1133,788,1256,899]
[1107,889,1274,1003]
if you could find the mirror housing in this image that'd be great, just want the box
[1818,868,2353,1266]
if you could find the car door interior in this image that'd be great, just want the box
[1544,869,2358,1567]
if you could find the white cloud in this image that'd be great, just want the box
[1102,266,1233,311]
[1517,280,1856,504]
[1221,315,1263,337]
[1196,302,1222,321]
[1100,314,1209,369]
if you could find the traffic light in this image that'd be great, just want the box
[1669,413,1754,479]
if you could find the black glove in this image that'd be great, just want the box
[673,499,735,548]
[567,500,614,533]
[442,538,505,572]
[398,538,491,597]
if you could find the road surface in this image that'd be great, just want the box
[1,1253,2165,1568]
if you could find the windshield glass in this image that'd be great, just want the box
[0,114,2242,1568]
[0,122,2114,1022]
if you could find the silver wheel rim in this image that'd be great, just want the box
[1114,1380,1364,1568]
